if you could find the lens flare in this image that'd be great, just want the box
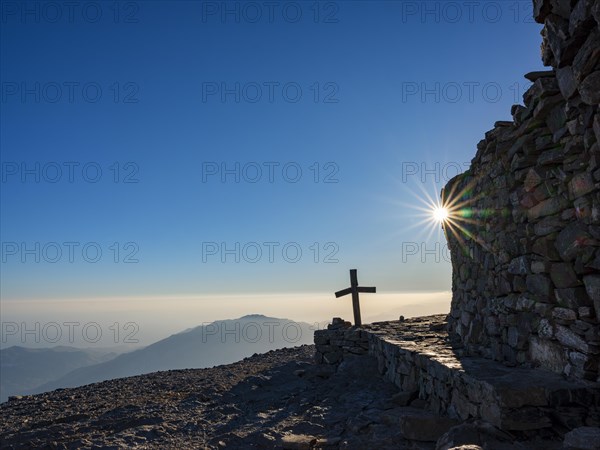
[433,206,449,223]
[379,170,482,251]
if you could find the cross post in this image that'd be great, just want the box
[334,269,376,326]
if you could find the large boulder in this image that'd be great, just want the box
[435,420,521,450]
[563,427,600,449]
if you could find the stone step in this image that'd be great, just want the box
[361,316,600,432]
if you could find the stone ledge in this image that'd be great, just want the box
[366,315,600,431]
[315,315,600,435]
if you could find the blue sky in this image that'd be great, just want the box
[1,1,544,326]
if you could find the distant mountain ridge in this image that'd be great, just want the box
[21,315,315,397]
[0,346,118,402]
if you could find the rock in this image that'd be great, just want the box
[254,433,277,446]
[556,66,578,98]
[530,337,568,373]
[555,222,592,261]
[410,398,429,409]
[579,71,600,105]
[323,351,342,364]
[533,0,552,22]
[533,237,561,260]
[280,434,317,449]
[533,76,560,98]
[328,318,352,330]
[569,172,596,199]
[509,134,535,159]
[555,325,589,353]
[546,104,567,133]
[508,256,529,275]
[501,406,552,430]
[524,70,555,82]
[512,104,528,124]
[531,260,550,273]
[569,0,596,36]
[527,274,554,299]
[583,275,600,319]
[314,331,330,345]
[507,326,525,348]
[550,263,579,288]
[538,318,554,338]
[572,29,600,82]
[534,93,564,119]
[315,437,341,447]
[399,411,460,442]
[550,0,573,19]
[538,147,566,165]
[593,0,600,23]
[435,420,517,450]
[445,446,484,450]
[552,307,577,321]
[311,364,336,378]
[555,287,592,309]
[391,391,416,406]
[535,216,563,236]
[524,168,545,192]
[528,196,569,220]
[543,14,570,66]
[535,302,555,318]
[563,426,600,449]
[578,306,594,319]
[517,296,536,311]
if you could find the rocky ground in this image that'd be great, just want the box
[0,345,572,449]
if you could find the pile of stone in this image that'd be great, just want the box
[444,0,600,382]
[314,317,369,365]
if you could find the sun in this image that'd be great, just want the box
[389,175,480,246]
[433,206,449,223]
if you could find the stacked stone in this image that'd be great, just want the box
[445,0,600,381]
[366,318,598,432]
[313,318,369,365]
[314,315,599,433]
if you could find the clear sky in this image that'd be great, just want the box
[1,1,545,344]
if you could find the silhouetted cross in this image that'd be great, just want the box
[334,269,376,326]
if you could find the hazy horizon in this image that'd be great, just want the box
[1,290,450,348]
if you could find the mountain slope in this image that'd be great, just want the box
[31,315,315,395]
[0,346,118,402]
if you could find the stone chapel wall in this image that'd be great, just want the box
[445,0,600,381]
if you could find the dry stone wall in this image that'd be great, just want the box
[314,318,369,365]
[444,0,600,381]
[314,316,600,433]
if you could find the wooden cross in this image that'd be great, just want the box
[334,269,376,326]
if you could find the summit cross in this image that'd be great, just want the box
[334,269,376,326]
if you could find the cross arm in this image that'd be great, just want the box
[335,287,353,298]
[357,287,376,293]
